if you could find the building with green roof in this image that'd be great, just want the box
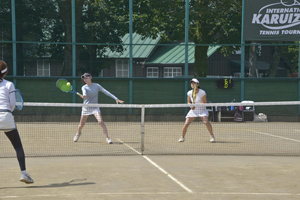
[103,33,291,78]
[103,33,222,78]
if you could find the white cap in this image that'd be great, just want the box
[81,73,91,78]
[190,78,199,84]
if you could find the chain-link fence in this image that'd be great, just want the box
[1,0,300,104]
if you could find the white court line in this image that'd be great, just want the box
[252,131,300,143]
[117,139,142,155]
[142,156,193,193]
[117,138,193,193]
[91,192,299,196]
[1,192,299,199]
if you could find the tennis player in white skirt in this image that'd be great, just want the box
[73,73,124,144]
[178,78,215,143]
[0,60,34,183]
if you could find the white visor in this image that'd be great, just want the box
[1,68,7,74]
[190,78,199,84]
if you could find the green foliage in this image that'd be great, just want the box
[54,0,128,76]
[0,0,60,75]
[2,0,243,77]
[286,42,299,72]
[126,0,242,77]
[1,0,129,76]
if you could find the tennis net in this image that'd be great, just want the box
[1,101,300,157]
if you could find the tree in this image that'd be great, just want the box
[187,1,242,77]
[2,0,243,77]
[52,0,127,76]
[1,0,128,76]
[248,43,257,77]
[0,0,58,75]
[268,44,286,77]
[122,0,243,77]
[0,0,13,71]
[285,42,299,74]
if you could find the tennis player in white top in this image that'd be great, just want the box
[0,60,34,183]
[178,78,215,143]
[73,73,124,144]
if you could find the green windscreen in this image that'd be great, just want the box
[56,79,71,92]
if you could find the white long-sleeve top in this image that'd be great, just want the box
[0,79,16,111]
[82,83,118,104]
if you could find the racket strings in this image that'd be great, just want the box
[15,89,24,110]
[56,79,72,93]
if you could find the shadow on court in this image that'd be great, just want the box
[1,156,300,200]
[212,141,242,143]
[0,179,95,189]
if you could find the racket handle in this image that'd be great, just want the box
[76,92,83,98]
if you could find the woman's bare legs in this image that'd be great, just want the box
[74,115,89,142]
[94,112,109,138]
[201,116,214,136]
[201,116,215,142]
[78,115,89,134]
[181,117,196,138]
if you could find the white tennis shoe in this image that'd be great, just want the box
[106,138,113,144]
[178,136,185,142]
[210,135,216,143]
[20,172,34,184]
[73,132,81,142]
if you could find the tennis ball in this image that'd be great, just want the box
[66,82,71,86]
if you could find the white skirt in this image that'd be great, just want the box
[186,107,209,118]
[0,112,16,131]
[81,107,101,116]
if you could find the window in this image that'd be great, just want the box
[116,59,129,77]
[147,67,159,78]
[37,60,50,76]
[98,69,103,77]
[234,45,261,56]
[164,67,182,78]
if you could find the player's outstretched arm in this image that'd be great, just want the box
[116,99,124,104]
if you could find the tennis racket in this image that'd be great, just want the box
[15,89,24,110]
[56,79,83,98]
[192,83,197,103]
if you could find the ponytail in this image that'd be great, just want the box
[0,60,8,82]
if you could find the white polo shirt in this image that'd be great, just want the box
[0,79,16,111]
[0,79,16,131]
[186,89,209,118]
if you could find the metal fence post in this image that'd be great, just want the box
[141,105,145,155]
[11,0,16,85]
[240,0,246,102]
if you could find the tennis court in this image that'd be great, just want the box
[1,155,300,199]
[1,121,300,157]
[1,114,300,199]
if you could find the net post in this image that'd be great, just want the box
[218,110,221,122]
[141,104,145,155]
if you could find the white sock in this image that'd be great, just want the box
[21,170,27,174]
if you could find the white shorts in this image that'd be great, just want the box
[81,107,101,116]
[0,112,16,131]
[186,107,209,118]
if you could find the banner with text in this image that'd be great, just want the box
[244,0,300,41]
